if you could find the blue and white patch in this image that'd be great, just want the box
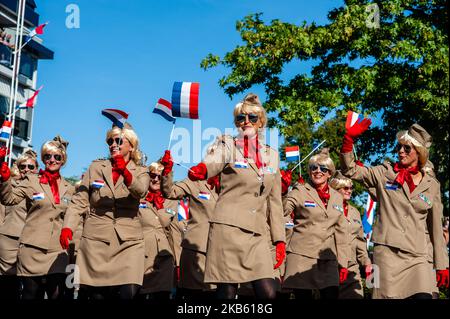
[62,196,71,204]
[304,200,316,208]
[333,204,344,213]
[418,193,432,207]
[385,181,399,191]
[139,202,148,209]
[198,192,211,200]
[234,161,248,169]
[32,192,45,201]
[165,208,176,216]
[285,220,294,229]
[91,179,105,189]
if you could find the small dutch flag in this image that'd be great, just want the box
[32,192,45,201]
[198,192,210,200]
[304,200,316,208]
[234,161,248,169]
[139,202,148,209]
[91,180,105,189]
[285,146,300,162]
[0,120,12,141]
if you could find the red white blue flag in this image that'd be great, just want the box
[345,110,364,130]
[171,82,199,119]
[362,193,377,246]
[153,98,175,122]
[0,120,12,141]
[17,86,43,109]
[24,22,48,45]
[285,146,300,162]
[178,197,190,221]
[101,109,129,128]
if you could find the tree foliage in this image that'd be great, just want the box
[201,0,449,213]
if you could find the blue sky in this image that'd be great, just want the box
[33,0,343,180]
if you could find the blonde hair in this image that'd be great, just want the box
[396,132,428,169]
[233,93,267,128]
[148,161,164,174]
[308,148,336,175]
[13,150,39,178]
[329,175,353,191]
[41,140,68,165]
[106,125,143,165]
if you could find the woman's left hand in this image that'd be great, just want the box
[274,241,286,269]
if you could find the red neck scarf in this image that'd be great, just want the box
[111,159,130,185]
[145,190,165,210]
[39,169,61,204]
[343,201,348,217]
[315,183,330,207]
[393,162,420,193]
[235,135,263,169]
[207,175,220,195]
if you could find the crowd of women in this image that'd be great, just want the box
[0,93,448,300]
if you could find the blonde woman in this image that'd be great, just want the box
[60,124,149,299]
[0,137,74,299]
[340,122,449,298]
[187,93,286,299]
[0,149,38,299]
[330,171,372,299]
[283,149,349,299]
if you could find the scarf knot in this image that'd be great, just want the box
[39,169,61,204]
[235,135,263,169]
[393,162,420,193]
[145,191,165,210]
[315,183,330,206]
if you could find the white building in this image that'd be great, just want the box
[0,0,53,160]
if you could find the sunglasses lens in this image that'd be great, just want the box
[19,164,26,170]
[28,165,35,170]
[54,155,62,161]
[236,114,246,123]
[248,114,259,123]
[43,154,51,161]
[107,138,114,146]
[150,173,160,180]
[404,145,411,153]
[116,138,123,146]
[320,165,329,173]
[107,138,123,146]
[309,165,318,172]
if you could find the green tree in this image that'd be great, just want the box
[202,0,449,213]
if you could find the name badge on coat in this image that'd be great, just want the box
[385,181,399,191]
[418,193,432,207]
[62,196,71,205]
[234,161,248,169]
[32,192,45,201]
[333,204,344,213]
[304,200,316,208]
[285,220,294,229]
[139,202,148,209]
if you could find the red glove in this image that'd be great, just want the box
[280,170,292,195]
[112,155,132,186]
[341,118,372,153]
[0,162,10,183]
[176,266,180,282]
[188,163,207,181]
[274,242,286,269]
[207,175,220,194]
[436,269,449,288]
[59,228,73,250]
[0,146,8,163]
[339,267,349,284]
[297,174,305,185]
[355,160,364,167]
[161,150,173,176]
[365,264,373,279]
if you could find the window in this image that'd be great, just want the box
[19,51,36,79]
[0,95,9,116]
[0,44,12,68]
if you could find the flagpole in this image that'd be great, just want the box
[5,0,26,166]
[291,139,326,172]
[167,120,176,150]
[174,161,194,173]
[353,145,359,161]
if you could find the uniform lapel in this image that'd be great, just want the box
[101,160,115,196]
[39,179,55,208]
[59,178,68,201]
[410,174,432,199]
[304,183,327,212]
[233,138,262,178]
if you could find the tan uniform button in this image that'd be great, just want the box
[254,192,259,197]
[49,218,53,222]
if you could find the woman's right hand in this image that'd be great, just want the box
[161,150,173,176]
[59,228,73,250]
[188,163,207,181]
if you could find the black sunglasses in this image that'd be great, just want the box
[19,164,36,170]
[309,164,330,174]
[343,186,353,191]
[150,172,161,180]
[236,113,259,124]
[396,143,412,154]
[43,154,62,162]
[107,137,123,146]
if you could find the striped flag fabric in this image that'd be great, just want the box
[0,120,12,141]
[101,109,129,128]
[171,81,199,119]
[153,98,175,122]
[285,146,300,162]
[362,193,377,246]
[24,22,48,45]
[17,86,43,109]
[178,197,190,221]
[345,110,364,130]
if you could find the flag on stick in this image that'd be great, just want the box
[101,109,129,128]
[0,120,12,141]
[17,85,43,109]
[153,98,175,122]
[362,193,377,246]
[171,82,199,119]
[178,197,190,221]
[285,146,300,162]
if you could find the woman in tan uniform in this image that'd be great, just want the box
[60,124,149,299]
[159,151,219,300]
[282,149,349,299]
[0,137,74,299]
[138,161,178,300]
[340,121,449,298]
[330,171,372,299]
[187,93,286,299]
[0,150,38,299]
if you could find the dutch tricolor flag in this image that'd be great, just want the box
[198,192,210,200]
[171,82,199,119]
[0,120,12,141]
[24,22,48,45]
[345,110,364,130]
[153,98,175,122]
[17,86,43,110]
[362,193,377,246]
[32,192,45,201]
[101,109,129,128]
[178,197,190,221]
[285,146,300,162]
[91,180,105,189]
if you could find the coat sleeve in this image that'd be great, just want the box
[335,213,350,269]
[427,186,449,270]
[63,166,91,232]
[127,166,150,199]
[267,167,286,244]
[169,220,184,267]
[340,152,386,189]
[283,185,300,218]
[161,172,191,200]
[356,223,371,266]
[202,135,232,179]
[0,177,30,206]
